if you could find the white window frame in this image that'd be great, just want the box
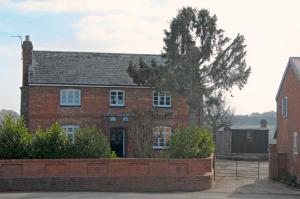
[293,132,298,155]
[110,90,125,106]
[61,125,80,143]
[153,91,171,108]
[60,89,81,106]
[153,126,172,149]
[282,96,288,117]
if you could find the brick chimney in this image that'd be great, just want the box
[21,35,32,127]
[22,35,33,86]
[260,119,267,128]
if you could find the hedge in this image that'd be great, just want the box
[0,115,215,159]
[0,115,112,159]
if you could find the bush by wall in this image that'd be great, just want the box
[276,171,300,188]
[198,128,215,158]
[0,116,214,159]
[0,117,113,159]
[73,127,111,158]
[30,123,73,158]
[167,126,214,158]
[0,115,31,159]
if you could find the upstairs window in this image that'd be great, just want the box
[110,90,125,106]
[153,126,172,149]
[282,96,288,117]
[153,91,171,107]
[61,125,79,143]
[60,89,81,106]
[293,132,298,155]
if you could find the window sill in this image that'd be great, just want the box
[110,105,125,108]
[153,106,172,108]
[60,105,81,108]
[153,146,169,150]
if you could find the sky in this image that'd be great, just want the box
[0,0,300,115]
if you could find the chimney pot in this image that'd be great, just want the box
[25,35,30,41]
[260,119,267,128]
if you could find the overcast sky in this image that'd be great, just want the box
[0,0,299,115]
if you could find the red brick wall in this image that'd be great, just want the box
[269,144,278,178]
[28,86,191,130]
[269,144,288,179]
[276,64,300,180]
[0,158,213,192]
[27,85,196,156]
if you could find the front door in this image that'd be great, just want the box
[110,127,124,157]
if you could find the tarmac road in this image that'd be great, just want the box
[0,161,299,199]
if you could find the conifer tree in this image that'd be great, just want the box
[128,7,251,125]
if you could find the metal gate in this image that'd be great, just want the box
[215,158,268,178]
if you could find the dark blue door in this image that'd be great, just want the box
[110,127,124,157]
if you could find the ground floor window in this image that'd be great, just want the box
[153,126,171,149]
[293,132,298,155]
[61,125,80,143]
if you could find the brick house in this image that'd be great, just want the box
[270,57,300,180]
[20,36,196,157]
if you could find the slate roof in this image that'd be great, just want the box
[28,50,164,86]
[276,57,300,100]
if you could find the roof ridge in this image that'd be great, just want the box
[276,57,300,100]
[33,50,162,56]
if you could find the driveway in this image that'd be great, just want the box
[0,161,299,199]
[206,175,300,198]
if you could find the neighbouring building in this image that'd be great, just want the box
[20,36,197,157]
[216,120,269,157]
[270,57,300,181]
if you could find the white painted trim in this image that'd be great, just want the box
[61,125,80,143]
[293,132,298,155]
[29,83,150,89]
[110,90,125,106]
[153,126,171,149]
[282,96,288,117]
[60,89,81,106]
[152,91,172,108]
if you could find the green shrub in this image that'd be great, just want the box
[167,126,214,158]
[110,151,117,158]
[198,128,215,158]
[0,115,31,159]
[31,123,72,158]
[0,118,114,159]
[278,171,300,188]
[73,127,111,158]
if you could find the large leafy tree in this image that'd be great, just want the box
[128,7,250,125]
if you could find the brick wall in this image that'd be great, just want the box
[27,86,192,132]
[269,144,278,178]
[269,144,288,179]
[276,63,300,180]
[0,158,213,192]
[27,85,196,156]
